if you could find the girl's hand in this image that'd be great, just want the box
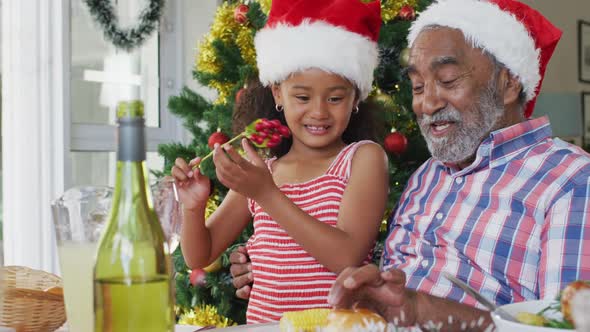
[213,139,276,200]
[171,157,211,210]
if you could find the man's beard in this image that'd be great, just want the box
[417,80,504,165]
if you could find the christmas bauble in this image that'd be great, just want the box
[399,48,410,67]
[235,87,246,103]
[398,5,416,21]
[384,132,408,155]
[203,257,223,273]
[189,268,207,287]
[234,4,249,25]
[208,131,230,149]
[374,91,394,106]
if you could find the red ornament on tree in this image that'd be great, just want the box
[398,5,416,21]
[189,268,207,287]
[235,87,246,103]
[384,131,408,155]
[234,4,249,25]
[208,130,230,149]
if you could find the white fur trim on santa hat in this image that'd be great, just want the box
[407,0,540,102]
[255,20,379,100]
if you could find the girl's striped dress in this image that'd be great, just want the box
[245,140,374,323]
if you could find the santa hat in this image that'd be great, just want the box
[407,0,562,118]
[254,0,381,100]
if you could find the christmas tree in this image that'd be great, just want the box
[158,0,432,326]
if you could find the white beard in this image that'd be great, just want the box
[418,81,504,164]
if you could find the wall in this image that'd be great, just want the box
[519,0,590,140]
[181,0,218,101]
[520,0,590,93]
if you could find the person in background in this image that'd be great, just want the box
[172,0,389,324]
[232,0,590,330]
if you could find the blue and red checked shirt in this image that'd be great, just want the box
[383,116,590,308]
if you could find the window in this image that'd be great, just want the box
[69,0,182,187]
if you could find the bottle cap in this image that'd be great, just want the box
[116,100,144,119]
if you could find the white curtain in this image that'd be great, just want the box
[1,0,67,273]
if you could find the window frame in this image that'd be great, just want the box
[68,0,184,184]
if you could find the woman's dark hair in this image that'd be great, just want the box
[233,79,384,158]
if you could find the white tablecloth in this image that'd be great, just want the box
[54,323,279,332]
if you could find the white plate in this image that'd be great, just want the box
[491,300,571,332]
[175,323,279,332]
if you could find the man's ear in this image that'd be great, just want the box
[271,84,282,105]
[500,69,522,106]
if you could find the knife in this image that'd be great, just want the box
[443,272,518,323]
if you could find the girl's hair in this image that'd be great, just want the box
[232,79,383,158]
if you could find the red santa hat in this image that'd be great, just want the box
[254,0,381,100]
[407,0,562,118]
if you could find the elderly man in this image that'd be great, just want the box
[231,0,590,329]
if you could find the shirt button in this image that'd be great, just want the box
[455,177,463,184]
[436,212,444,220]
[421,260,429,267]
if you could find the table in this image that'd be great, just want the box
[177,323,278,331]
[54,323,280,332]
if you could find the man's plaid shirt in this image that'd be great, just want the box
[383,116,590,307]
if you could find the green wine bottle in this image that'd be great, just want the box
[93,100,174,332]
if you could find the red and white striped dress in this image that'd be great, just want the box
[245,140,374,323]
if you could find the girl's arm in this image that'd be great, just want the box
[216,140,389,274]
[173,157,252,269]
[180,190,251,269]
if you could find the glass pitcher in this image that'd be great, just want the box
[52,186,113,332]
[51,181,181,332]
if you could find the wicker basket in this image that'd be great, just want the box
[0,266,66,332]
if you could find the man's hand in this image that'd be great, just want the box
[328,264,418,326]
[328,264,494,331]
[229,245,253,300]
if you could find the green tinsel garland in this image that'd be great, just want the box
[83,0,165,51]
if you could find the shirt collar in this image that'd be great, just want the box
[434,116,552,174]
[487,116,552,163]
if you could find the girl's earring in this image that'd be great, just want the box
[275,104,284,112]
[352,105,359,114]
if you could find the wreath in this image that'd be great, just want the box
[83,0,165,51]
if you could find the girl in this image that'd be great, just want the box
[171,0,388,324]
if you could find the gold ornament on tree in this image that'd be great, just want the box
[399,47,410,67]
[196,2,257,104]
[373,89,395,107]
[257,0,272,15]
[236,28,256,66]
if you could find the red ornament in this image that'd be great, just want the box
[235,87,246,103]
[398,5,416,21]
[384,132,408,155]
[234,4,249,25]
[189,269,207,287]
[208,131,230,149]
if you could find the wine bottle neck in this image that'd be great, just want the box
[113,116,152,223]
[117,117,146,162]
